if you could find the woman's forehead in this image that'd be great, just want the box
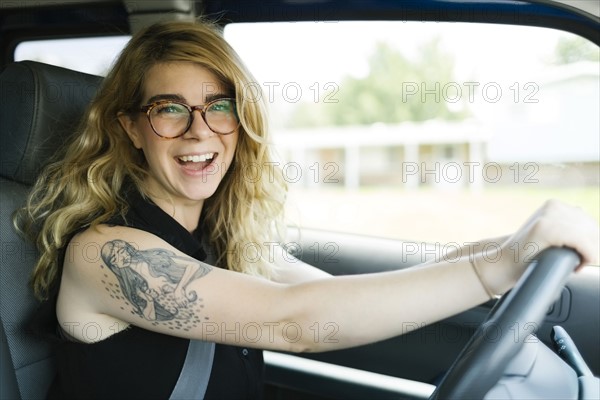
[142,62,225,103]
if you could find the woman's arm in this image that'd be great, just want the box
[58,200,598,353]
[60,226,488,351]
[419,234,510,268]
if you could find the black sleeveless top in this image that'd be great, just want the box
[45,189,264,399]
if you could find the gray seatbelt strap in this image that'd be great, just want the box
[169,340,215,400]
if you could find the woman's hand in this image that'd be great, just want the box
[478,199,600,295]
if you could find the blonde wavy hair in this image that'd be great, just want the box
[15,20,288,300]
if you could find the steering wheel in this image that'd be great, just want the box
[429,247,581,399]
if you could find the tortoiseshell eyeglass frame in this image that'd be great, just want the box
[138,98,239,139]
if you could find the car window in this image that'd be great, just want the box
[14,36,130,76]
[11,24,598,245]
[224,22,599,244]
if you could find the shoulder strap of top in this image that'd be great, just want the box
[169,340,215,400]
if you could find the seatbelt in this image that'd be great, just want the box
[169,237,217,399]
[169,340,215,400]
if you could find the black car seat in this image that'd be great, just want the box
[0,61,102,400]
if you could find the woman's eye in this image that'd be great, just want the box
[155,103,187,115]
[209,101,233,113]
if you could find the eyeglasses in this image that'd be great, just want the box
[139,98,239,139]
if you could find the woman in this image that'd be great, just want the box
[15,20,598,399]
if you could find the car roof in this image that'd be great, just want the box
[0,0,598,68]
[1,0,598,17]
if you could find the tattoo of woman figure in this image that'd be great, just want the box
[100,239,212,325]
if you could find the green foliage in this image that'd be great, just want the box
[287,37,470,128]
[553,35,599,64]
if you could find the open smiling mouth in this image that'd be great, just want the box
[176,152,217,171]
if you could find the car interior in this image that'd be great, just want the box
[0,1,598,399]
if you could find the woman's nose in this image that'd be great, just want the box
[184,110,214,139]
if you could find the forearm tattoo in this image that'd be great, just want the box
[100,239,212,329]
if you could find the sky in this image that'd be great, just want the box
[224,21,569,87]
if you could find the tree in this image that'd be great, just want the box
[287,37,469,128]
[553,35,599,64]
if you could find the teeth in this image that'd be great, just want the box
[179,153,215,163]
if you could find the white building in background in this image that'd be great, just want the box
[274,120,490,190]
[486,61,599,164]
[483,61,599,187]
[274,61,599,189]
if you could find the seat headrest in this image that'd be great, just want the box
[0,61,102,185]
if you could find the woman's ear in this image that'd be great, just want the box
[117,112,143,149]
